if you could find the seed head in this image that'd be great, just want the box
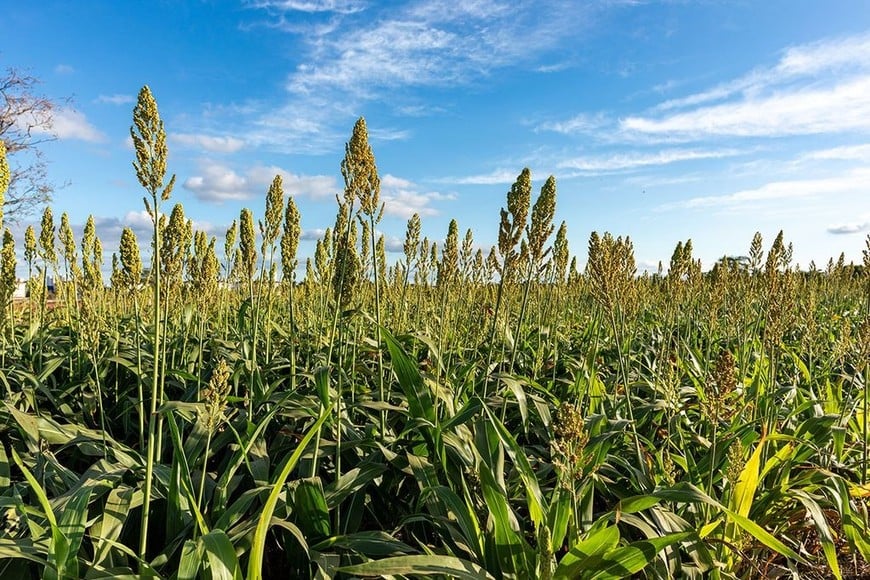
[342,117,381,218]
[39,207,56,264]
[239,208,257,281]
[0,140,8,229]
[437,219,459,287]
[0,230,16,326]
[748,231,763,274]
[131,86,175,201]
[201,359,233,432]
[261,175,284,251]
[527,175,556,271]
[552,221,569,284]
[498,168,531,275]
[403,213,421,272]
[59,212,80,280]
[119,227,142,291]
[281,194,301,283]
[24,225,37,265]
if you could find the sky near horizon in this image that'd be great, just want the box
[2,0,870,276]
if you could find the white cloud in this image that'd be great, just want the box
[438,168,526,185]
[537,113,609,135]
[120,210,156,234]
[54,64,74,75]
[827,221,870,235]
[183,160,337,203]
[380,173,455,218]
[800,143,870,162]
[95,94,134,105]
[238,0,592,152]
[621,76,870,138]
[658,168,870,211]
[368,127,411,142]
[301,228,327,241]
[48,108,107,142]
[183,161,250,202]
[558,148,741,172]
[173,133,246,153]
[247,165,337,199]
[248,0,367,14]
[624,32,870,140]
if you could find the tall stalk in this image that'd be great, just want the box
[130,85,175,568]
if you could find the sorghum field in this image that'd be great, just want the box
[1,87,869,580]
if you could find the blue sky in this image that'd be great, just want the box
[3,0,870,275]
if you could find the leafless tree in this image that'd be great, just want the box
[0,67,64,220]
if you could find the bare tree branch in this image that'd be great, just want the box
[0,67,64,220]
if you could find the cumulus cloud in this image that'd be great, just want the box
[301,228,327,241]
[827,222,870,234]
[184,161,250,202]
[24,108,106,143]
[380,173,455,218]
[183,160,337,203]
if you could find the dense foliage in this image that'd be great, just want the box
[1,88,869,579]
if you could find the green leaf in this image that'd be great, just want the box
[616,495,661,516]
[585,532,693,580]
[338,555,495,579]
[795,491,841,580]
[247,408,331,580]
[200,529,242,580]
[480,403,547,527]
[177,540,203,580]
[294,478,331,539]
[478,461,534,577]
[382,327,436,423]
[311,531,414,557]
[554,526,620,579]
[0,441,10,489]
[57,483,97,578]
[10,446,64,580]
[421,485,484,561]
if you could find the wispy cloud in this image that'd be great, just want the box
[284,2,581,97]
[799,143,870,162]
[437,168,526,185]
[621,77,870,138]
[537,113,609,135]
[240,0,594,151]
[54,64,74,75]
[558,148,741,172]
[95,94,134,105]
[173,133,246,153]
[622,32,870,140]
[182,159,337,203]
[658,168,870,211]
[247,0,367,15]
